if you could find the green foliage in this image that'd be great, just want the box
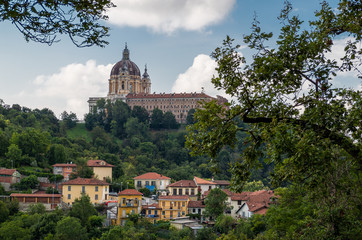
[196,227,217,240]
[243,180,269,192]
[0,200,9,223]
[60,111,78,129]
[139,187,151,197]
[55,216,87,240]
[186,1,361,239]
[215,215,236,234]
[14,174,39,190]
[28,203,46,215]
[0,0,114,47]
[0,217,32,240]
[70,194,97,228]
[204,188,229,219]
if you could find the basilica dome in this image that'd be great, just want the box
[110,45,141,76]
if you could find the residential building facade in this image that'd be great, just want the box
[62,178,109,205]
[52,163,76,181]
[142,203,162,224]
[159,195,189,220]
[87,160,114,181]
[167,180,199,201]
[117,189,143,225]
[133,172,171,192]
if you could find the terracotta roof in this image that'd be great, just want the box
[194,176,216,185]
[243,190,276,214]
[126,92,213,99]
[203,189,233,198]
[87,160,114,167]
[11,193,61,198]
[142,203,162,210]
[188,201,205,208]
[63,177,109,186]
[212,180,230,185]
[134,172,170,180]
[52,163,77,167]
[231,192,250,201]
[168,180,197,188]
[0,169,17,175]
[159,195,189,200]
[118,189,143,196]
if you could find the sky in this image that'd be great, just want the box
[0,0,360,119]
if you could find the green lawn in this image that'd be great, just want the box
[66,123,92,142]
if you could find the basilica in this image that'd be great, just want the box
[88,45,226,123]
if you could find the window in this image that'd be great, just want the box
[148,210,151,214]
[173,189,177,195]
[193,209,196,213]
[146,181,149,186]
[82,186,85,193]
[67,194,71,199]
[185,189,189,195]
[137,181,142,187]
[238,200,242,205]
[182,211,185,216]
[182,202,185,207]
[155,210,158,215]
[178,189,182,195]
[105,186,107,192]
[162,201,165,207]
[191,189,195,195]
[95,194,98,200]
[162,211,165,215]
[95,186,98,192]
[151,181,156,186]
[68,186,71,191]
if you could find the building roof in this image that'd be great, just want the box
[194,176,216,185]
[159,195,189,200]
[52,163,77,167]
[126,92,212,100]
[167,180,197,188]
[230,192,250,201]
[237,190,276,214]
[203,188,233,198]
[212,180,230,186]
[62,177,109,186]
[87,160,114,168]
[11,193,62,198]
[110,45,141,76]
[118,189,143,196]
[142,203,162,210]
[188,200,205,208]
[0,169,17,175]
[133,172,170,180]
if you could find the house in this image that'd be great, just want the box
[62,177,110,205]
[117,189,143,225]
[0,168,21,191]
[166,180,199,200]
[52,163,77,181]
[229,192,250,218]
[142,203,162,223]
[87,160,114,181]
[158,195,189,220]
[235,190,276,218]
[194,176,217,195]
[10,192,61,210]
[133,172,171,193]
[188,200,206,222]
[211,179,230,189]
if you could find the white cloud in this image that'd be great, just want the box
[172,54,227,98]
[108,0,236,34]
[31,60,112,119]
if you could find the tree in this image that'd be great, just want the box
[5,143,22,168]
[243,180,269,192]
[28,203,46,215]
[132,106,150,123]
[204,188,229,219]
[55,216,87,240]
[163,112,179,129]
[0,0,114,47]
[0,200,9,223]
[150,108,164,130]
[70,194,97,228]
[214,215,236,234]
[186,1,361,238]
[186,109,196,125]
[60,111,78,129]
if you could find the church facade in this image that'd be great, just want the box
[88,45,226,123]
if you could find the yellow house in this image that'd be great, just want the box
[62,177,110,205]
[166,180,199,201]
[117,189,143,225]
[142,203,162,224]
[159,195,189,220]
[87,160,114,181]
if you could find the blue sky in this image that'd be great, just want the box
[0,0,359,119]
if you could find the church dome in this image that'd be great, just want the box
[110,44,141,76]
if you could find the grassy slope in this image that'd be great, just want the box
[66,123,92,142]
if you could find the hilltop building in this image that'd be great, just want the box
[88,44,227,123]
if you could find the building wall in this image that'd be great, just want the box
[198,185,216,195]
[92,167,113,181]
[167,186,199,197]
[62,184,109,205]
[143,208,161,223]
[159,199,189,220]
[135,179,170,191]
[117,194,142,225]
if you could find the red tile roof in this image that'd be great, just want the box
[134,172,170,180]
[194,176,216,185]
[118,189,143,196]
[159,195,189,200]
[0,169,17,175]
[142,203,162,210]
[168,180,197,188]
[212,180,230,186]
[11,193,62,198]
[52,163,77,167]
[63,177,109,186]
[126,92,213,99]
[240,190,276,214]
[188,200,205,208]
[87,160,114,167]
[231,192,250,201]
